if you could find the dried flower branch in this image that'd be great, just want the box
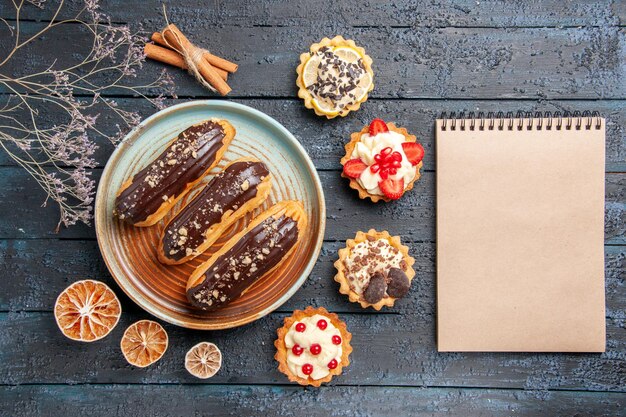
[0,0,176,231]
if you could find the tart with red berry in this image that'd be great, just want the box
[334,229,415,310]
[341,119,424,202]
[274,306,352,387]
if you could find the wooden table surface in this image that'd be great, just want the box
[1,1,625,415]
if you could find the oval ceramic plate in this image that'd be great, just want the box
[95,101,325,330]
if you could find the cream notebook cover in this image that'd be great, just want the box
[436,113,606,352]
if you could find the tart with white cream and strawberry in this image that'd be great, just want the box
[341,119,424,202]
[296,35,374,119]
[274,306,352,387]
[334,229,415,310]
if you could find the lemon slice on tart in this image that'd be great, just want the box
[303,53,340,117]
[302,53,322,87]
[333,46,373,103]
[311,98,340,117]
[332,46,362,63]
[297,36,374,119]
[351,71,373,103]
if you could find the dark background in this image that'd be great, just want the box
[0,1,624,415]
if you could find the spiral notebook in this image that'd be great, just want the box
[436,112,606,352]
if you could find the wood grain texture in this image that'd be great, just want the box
[1,23,624,100]
[0,167,623,245]
[1,384,624,417]
[0,239,626,321]
[1,98,624,172]
[0,0,624,414]
[1,311,625,390]
[5,0,625,27]
[1,240,624,318]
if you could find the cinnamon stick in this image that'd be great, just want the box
[144,43,228,81]
[162,24,231,96]
[152,31,238,73]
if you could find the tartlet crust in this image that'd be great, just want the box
[116,118,235,227]
[340,122,423,203]
[296,35,374,119]
[333,229,415,310]
[274,306,352,387]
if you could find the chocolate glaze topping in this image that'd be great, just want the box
[114,120,226,224]
[187,214,298,311]
[162,160,270,261]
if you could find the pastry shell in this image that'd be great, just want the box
[334,229,415,310]
[157,157,273,265]
[296,35,374,119]
[116,118,235,226]
[340,122,423,203]
[187,200,307,293]
[274,306,352,387]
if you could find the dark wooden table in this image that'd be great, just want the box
[1,1,625,415]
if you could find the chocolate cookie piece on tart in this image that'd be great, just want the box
[114,119,235,227]
[158,158,272,265]
[186,200,307,311]
[334,229,415,310]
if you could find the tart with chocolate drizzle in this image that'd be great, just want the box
[186,200,307,311]
[114,119,235,227]
[334,229,415,310]
[296,35,374,119]
[158,158,272,265]
[275,306,352,387]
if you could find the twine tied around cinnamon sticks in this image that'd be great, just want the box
[145,24,238,96]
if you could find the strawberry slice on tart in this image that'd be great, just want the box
[342,158,368,178]
[369,118,389,136]
[341,118,424,202]
[401,142,425,166]
[379,178,404,200]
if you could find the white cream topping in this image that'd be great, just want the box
[350,131,416,195]
[284,314,342,380]
[344,239,404,295]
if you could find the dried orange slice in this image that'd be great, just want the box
[120,320,168,368]
[185,342,222,379]
[54,279,121,342]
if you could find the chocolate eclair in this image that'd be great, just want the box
[114,119,235,227]
[158,158,273,265]
[186,200,307,311]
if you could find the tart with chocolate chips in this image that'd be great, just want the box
[341,118,424,202]
[334,229,415,310]
[274,306,352,387]
[296,35,374,119]
[158,158,272,265]
[114,119,235,227]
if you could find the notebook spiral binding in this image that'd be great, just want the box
[439,111,602,131]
